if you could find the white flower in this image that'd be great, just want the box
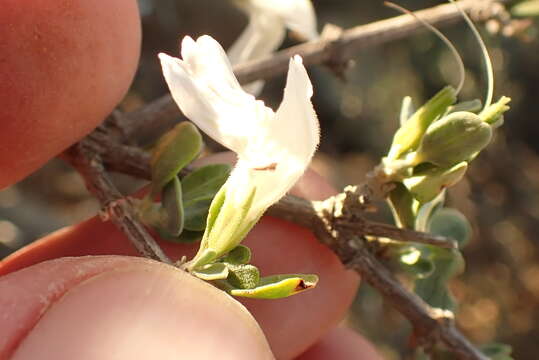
[159,35,319,267]
[228,0,318,95]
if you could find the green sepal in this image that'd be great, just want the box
[182,164,231,231]
[403,162,468,204]
[511,0,539,17]
[389,86,456,159]
[228,274,319,299]
[222,245,252,265]
[192,263,229,281]
[412,111,492,168]
[161,176,185,237]
[150,122,203,196]
[189,186,257,269]
[428,208,472,247]
[226,263,260,289]
[480,96,511,125]
[387,182,418,229]
[480,343,514,360]
[399,96,415,125]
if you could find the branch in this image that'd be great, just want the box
[63,137,171,264]
[118,0,506,141]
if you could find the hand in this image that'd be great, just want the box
[0,154,382,359]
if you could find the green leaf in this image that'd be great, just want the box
[403,162,468,204]
[150,122,203,196]
[222,245,252,265]
[192,263,229,281]
[389,86,456,159]
[182,164,231,202]
[161,176,185,236]
[226,264,260,289]
[388,183,418,229]
[183,199,212,231]
[446,99,482,115]
[168,229,203,243]
[229,274,318,299]
[428,208,472,247]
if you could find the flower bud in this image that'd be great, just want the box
[412,111,492,168]
[388,86,457,159]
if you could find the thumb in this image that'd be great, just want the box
[1,256,273,360]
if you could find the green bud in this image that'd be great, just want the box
[389,86,457,159]
[412,111,492,168]
[403,162,468,203]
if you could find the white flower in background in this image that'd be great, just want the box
[228,0,318,95]
[159,35,319,268]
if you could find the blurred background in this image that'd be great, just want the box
[1,0,539,358]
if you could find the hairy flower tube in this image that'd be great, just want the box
[159,35,320,269]
[228,0,318,94]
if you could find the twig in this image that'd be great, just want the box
[63,139,171,264]
[118,0,506,141]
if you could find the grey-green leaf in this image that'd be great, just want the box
[150,122,203,196]
[162,176,184,236]
[192,263,229,281]
[428,208,472,247]
[223,245,252,265]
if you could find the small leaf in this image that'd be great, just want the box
[403,162,468,204]
[388,183,418,229]
[161,176,185,236]
[428,208,472,247]
[183,199,212,231]
[182,164,231,202]
[229,274,319,299]
[480,96,511,125]
[166,229,203,243]
[150,122,203,195]
[446,99,482,114]
[398,246,435,279]
[222,245,252,265]
[192,263,229,281]
[226,264,260,289]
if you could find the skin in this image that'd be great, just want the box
[0,153,382,359]
[0,0,141,189]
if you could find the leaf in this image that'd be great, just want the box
[192,263,229,281]
[182,164,231,202]
[222,245,252,265]
[150,122,203,196]
[398,246,435,279]
[161,176,185,236]
[171,230,203,243]
[182,164,231,231]
[226,264,260,289]
[229,274,319,299]
[403,162,468,204]
[428,208,472,247]
[415,191,446,232]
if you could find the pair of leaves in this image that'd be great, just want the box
[190,244,318,299]
[139,121,231,242]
